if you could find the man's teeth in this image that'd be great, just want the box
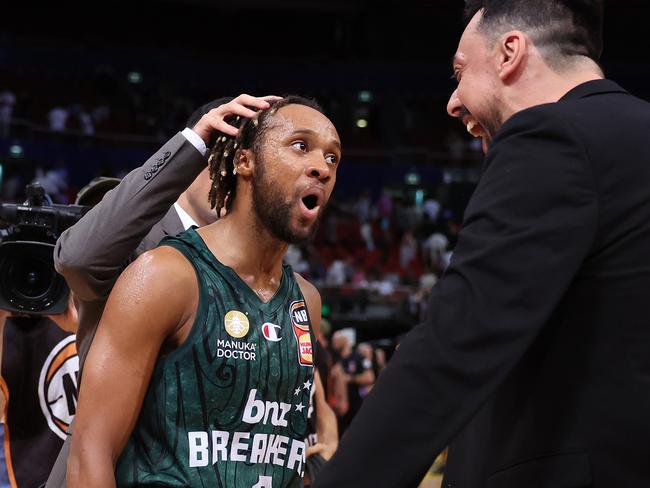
[466,120,484,138]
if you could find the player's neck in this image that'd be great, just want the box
[199,211,288,294]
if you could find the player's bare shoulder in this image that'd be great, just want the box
[110,245,199,330]
[128,245,195,290]
[293,272,320,303]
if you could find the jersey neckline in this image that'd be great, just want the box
[187,227,292,314]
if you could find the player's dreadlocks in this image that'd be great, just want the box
[206,95,323,218]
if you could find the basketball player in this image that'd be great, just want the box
[67,96,341,488]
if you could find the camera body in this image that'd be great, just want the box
[0,184,88,315]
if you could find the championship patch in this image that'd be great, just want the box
[289,300,313,366]
[38,335,79,440]
[224,310,250,338]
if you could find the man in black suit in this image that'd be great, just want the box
[315,1,650,487]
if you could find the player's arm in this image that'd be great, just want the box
[306,370,339,460]
[67,247,197,488]
[295,274,339,458]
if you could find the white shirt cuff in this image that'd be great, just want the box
[181,127,208,156]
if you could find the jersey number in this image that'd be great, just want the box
[252,475,273,488]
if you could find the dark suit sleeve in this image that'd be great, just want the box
[53,132,205,302]
[314,108,599,488]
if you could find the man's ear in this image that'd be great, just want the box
[497,30,527,82]
[235,148,255,177]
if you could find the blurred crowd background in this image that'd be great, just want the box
[1,2,649,467]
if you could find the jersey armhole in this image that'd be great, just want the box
[156,242,208,362]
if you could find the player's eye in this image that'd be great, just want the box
[325,154,338,165]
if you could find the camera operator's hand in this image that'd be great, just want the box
[46,293,79,333]
[192,94,282,144]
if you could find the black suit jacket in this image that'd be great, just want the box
[315,80,650,488]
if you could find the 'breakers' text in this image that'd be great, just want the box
[188,431,306,474]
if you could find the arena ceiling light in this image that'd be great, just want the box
[356,118,368,129]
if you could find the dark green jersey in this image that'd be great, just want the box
[115,228,315,488]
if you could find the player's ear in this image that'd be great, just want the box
[235,149,254,177]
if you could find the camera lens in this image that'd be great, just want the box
[0,241,68,314]
[11,256,54,299]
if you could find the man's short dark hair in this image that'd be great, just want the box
[464,0,604,65]
[185,97,234,128]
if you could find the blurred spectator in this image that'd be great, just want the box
[304,244,326,282]
[0,89,16,138]
[399,231,418,269]
[410,267,438,319]
[68,105,95,135]
[376,189,393,231]
[374,347,387,377]
[326,257,349,287]
[354,190,373,224]
[330,330,375,435]
[422,230,449,271]
[91,105,111,128]
[445,128,467,160]
[355,343,376,398]
[33,165,69,204]
[423,197,441,223]
[359,220,375,251]
[285,244,309,274]
[48,106,69,132]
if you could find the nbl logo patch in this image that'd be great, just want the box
[38,335,79,440]
[289,300,313,367]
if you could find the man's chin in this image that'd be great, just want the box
[287,220,320,245]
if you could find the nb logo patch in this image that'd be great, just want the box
[289,301,313,367]
[38,335,79,440]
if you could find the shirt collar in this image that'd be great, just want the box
[173,202,199,230]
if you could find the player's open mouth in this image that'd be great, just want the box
[299,188,324,220]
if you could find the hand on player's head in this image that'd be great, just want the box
[193,94,282,143]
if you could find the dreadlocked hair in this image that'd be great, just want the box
[207,95,324,218]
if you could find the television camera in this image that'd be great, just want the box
[0,183,88,315]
